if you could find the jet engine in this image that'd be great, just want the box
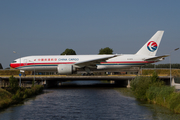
[57,64,75,74]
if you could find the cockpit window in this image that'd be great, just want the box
[12,61,17,63]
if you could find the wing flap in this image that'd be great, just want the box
[74,55,118,67]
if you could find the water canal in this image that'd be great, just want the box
[0,81,180,120]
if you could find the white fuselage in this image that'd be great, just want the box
[10,54,156,72]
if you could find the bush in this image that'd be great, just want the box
[131,71,164,100]
[146,86,174,105]
[8,75,19,93]
[31,85,44,95]
[174,104,180,113]
[12,89,24,102]
[146,86,159,101]
[0,85,44,109]
[130,76,152,100]
[168,92,180,111]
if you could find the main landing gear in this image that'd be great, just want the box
[82,67,94,76]
[82,73,94,76]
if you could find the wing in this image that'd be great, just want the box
[145,55,169,61]
[74,55,118,68]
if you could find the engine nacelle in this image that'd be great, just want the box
[57,64,74,75]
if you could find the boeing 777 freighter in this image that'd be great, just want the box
[10,31,168,75]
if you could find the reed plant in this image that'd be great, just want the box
[131,71,180,113]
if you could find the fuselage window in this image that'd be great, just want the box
[12,61,17,63]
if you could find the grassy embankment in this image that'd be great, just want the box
[142,69,180,76]
[0,70,31,75]
[130,72,180,113]
[0,75,43,109]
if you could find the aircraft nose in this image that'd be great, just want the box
[10,63,14,68]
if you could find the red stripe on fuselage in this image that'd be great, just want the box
[100,61,155,64]
[10,61,155,69]
[10,62,75,68]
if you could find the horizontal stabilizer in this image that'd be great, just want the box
[145,55,169,61]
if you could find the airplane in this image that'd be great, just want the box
[10,31,168,75]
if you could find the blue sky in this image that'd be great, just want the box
[0,0,180,68]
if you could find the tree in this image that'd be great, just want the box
[61,48,76,55]
[99,47,113,54]
[9,75,19,89]
[9,75,19,94]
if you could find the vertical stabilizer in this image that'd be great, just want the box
[136,31,164,56]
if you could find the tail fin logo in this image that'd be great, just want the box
[147,41,158,52]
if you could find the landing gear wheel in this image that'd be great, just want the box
[82,73,94,76]
[90,73,94,76]
[82,73,86,76]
